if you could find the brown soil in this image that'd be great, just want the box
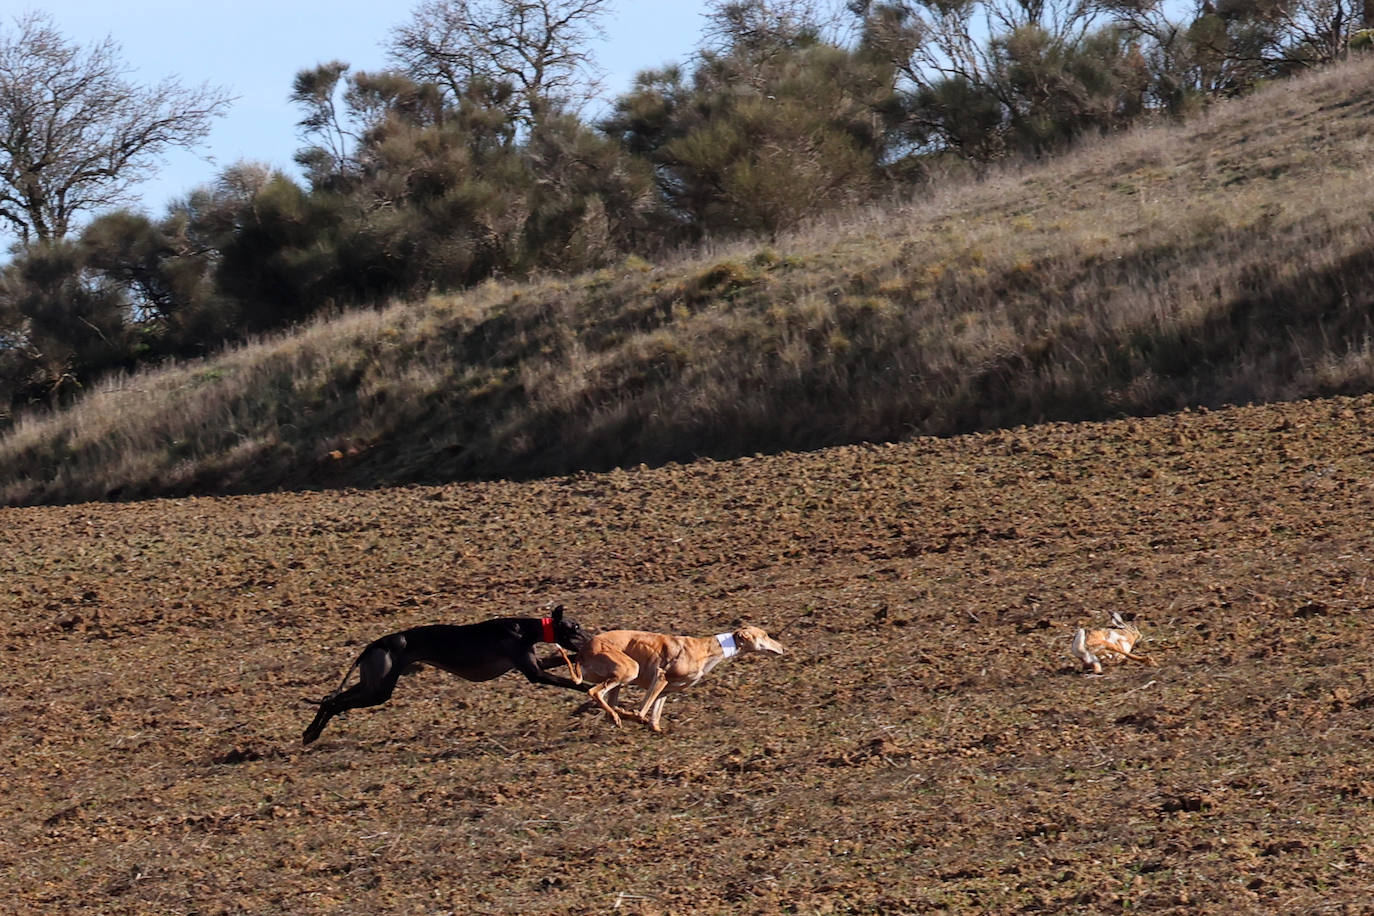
[4,395,1374,914]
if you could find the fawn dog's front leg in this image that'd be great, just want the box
[637,667,669,731]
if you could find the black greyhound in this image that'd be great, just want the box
[302,605,589,744]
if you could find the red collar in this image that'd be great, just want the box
[541,617,556,643]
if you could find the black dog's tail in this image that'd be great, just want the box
[299,652,368,745]
[332,656,364,695]
[299,654,364,708]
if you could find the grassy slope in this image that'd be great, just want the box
[3,56,1374,504]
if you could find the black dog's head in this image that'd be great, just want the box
[549,605,590,652]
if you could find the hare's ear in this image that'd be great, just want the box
[1109,611,1126,628]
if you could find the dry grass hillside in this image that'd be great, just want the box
[3,56,1374,504]
[3,394,1374,913]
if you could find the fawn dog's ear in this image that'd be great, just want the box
[551,605,565,622]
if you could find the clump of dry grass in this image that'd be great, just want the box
[4,56,1374,505]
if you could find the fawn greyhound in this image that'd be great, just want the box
[574,625,785,731]
[302,606,588,744]
[1069,612,1157,674]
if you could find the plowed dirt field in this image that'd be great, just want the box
[5,395,1374,914]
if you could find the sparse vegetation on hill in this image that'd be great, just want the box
[6,0,1372,418]
[2,55,1374,505]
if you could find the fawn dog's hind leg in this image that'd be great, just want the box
[588,682,625,726]
[581,648,639,726]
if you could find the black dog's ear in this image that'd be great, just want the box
[551,604,565,621]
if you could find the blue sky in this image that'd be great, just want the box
[22,2,712,219]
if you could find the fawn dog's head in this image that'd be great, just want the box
[733,626,786,656]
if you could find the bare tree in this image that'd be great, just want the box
[1110,0,1363,102]
[1261,0,1365,65]
[387,0,610,130]
[0,12,231,248]
[880,0,1105,92]
[290,61,359,183]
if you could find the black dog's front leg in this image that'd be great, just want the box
[517,650,589,692]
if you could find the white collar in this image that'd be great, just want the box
[715,633,738,657]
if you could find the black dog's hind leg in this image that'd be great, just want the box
[302,648,405,744]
